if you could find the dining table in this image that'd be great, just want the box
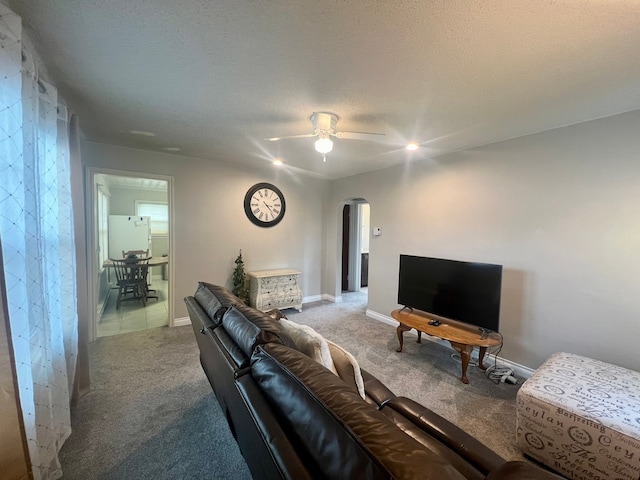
[103,256,169,268]
[103,256,169,285]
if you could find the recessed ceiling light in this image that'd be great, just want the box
[406,143,419,151]
[129,130,156,137]
[163,147,180,152]
[272,159,283,166]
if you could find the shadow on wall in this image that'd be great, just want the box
[500,268,529,355]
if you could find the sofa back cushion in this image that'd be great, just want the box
[221,304,295,360]
[194,282,241,327]
[251,343,465,480]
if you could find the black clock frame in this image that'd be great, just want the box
[243,182,286,227]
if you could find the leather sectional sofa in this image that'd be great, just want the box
[185,282,562,479]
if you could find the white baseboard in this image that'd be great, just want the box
[173,316,191,327]
[365,310,534,380]
[303,294,323,304]
[487,355,535,379]
[314,293,342,303]
[366,309,398,327]
[302,294,344,304]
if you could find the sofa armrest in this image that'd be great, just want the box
[360,368,396,407]
[485,461,566,480]
[386,396,505,474]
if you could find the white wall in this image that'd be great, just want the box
[82,142,328,319]
[326,109,640,372]
[109,186,169,275]
[109,186,167,216]
[360,203,370,254]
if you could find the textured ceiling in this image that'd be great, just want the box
[9,0,640,179]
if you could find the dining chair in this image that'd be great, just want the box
[122,249,157,300]
[122,249,150,258]
[141,259,159,302]
[110,258,149,309]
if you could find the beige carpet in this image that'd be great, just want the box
[285,291,526,462]
[59,325,251,479]
[60,291,526,479]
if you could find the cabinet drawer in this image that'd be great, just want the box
[249,270,302,312]
[260,275,298,286]
[259,277,280,288]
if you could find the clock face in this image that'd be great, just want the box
[244,183,286,227]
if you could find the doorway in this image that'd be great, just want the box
[341,199,370,298]
[88,168,173,341]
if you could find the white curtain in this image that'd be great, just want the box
[0,5,79,480]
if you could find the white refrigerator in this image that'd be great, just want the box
[108,215,152,259]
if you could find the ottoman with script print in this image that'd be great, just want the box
[516,352,640,480]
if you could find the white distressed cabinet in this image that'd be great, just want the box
[247,269,303,312]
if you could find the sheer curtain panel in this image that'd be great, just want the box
[0,4,79,480]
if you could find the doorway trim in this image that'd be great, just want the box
[85,166,175,342]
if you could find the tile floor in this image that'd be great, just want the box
[97,276,169,338]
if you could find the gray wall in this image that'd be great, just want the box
[325,109,640,372]
[83,143,328,320]
[83,109,640,373]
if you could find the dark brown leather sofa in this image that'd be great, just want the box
[185,282,562,479]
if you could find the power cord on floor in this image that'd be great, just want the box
[484,333,518,385]
[486,364,518,384]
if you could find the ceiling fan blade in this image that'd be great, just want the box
[335,131,386,141]
[265,133,317,142]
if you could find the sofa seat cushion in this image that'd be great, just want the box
[379,406,486,480]
[384,397,506,476]
[251,343,466,480]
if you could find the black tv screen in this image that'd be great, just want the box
[398,254,503,332]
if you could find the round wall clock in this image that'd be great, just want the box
[244,182,286,227]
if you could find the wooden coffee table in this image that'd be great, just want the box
[392,308,502,384]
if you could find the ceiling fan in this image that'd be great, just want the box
[265,112,385,161]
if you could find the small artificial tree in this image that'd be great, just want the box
[232,249,250,305]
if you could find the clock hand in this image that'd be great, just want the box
[263,201,275,214]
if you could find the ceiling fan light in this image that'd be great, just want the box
[315,137,333,154]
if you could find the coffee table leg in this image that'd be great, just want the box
[477,347,488,371]
[417,331,422,343]
[396,323,411,352]
[450,342,473,384]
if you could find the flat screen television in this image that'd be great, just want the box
[398,254,503,333]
